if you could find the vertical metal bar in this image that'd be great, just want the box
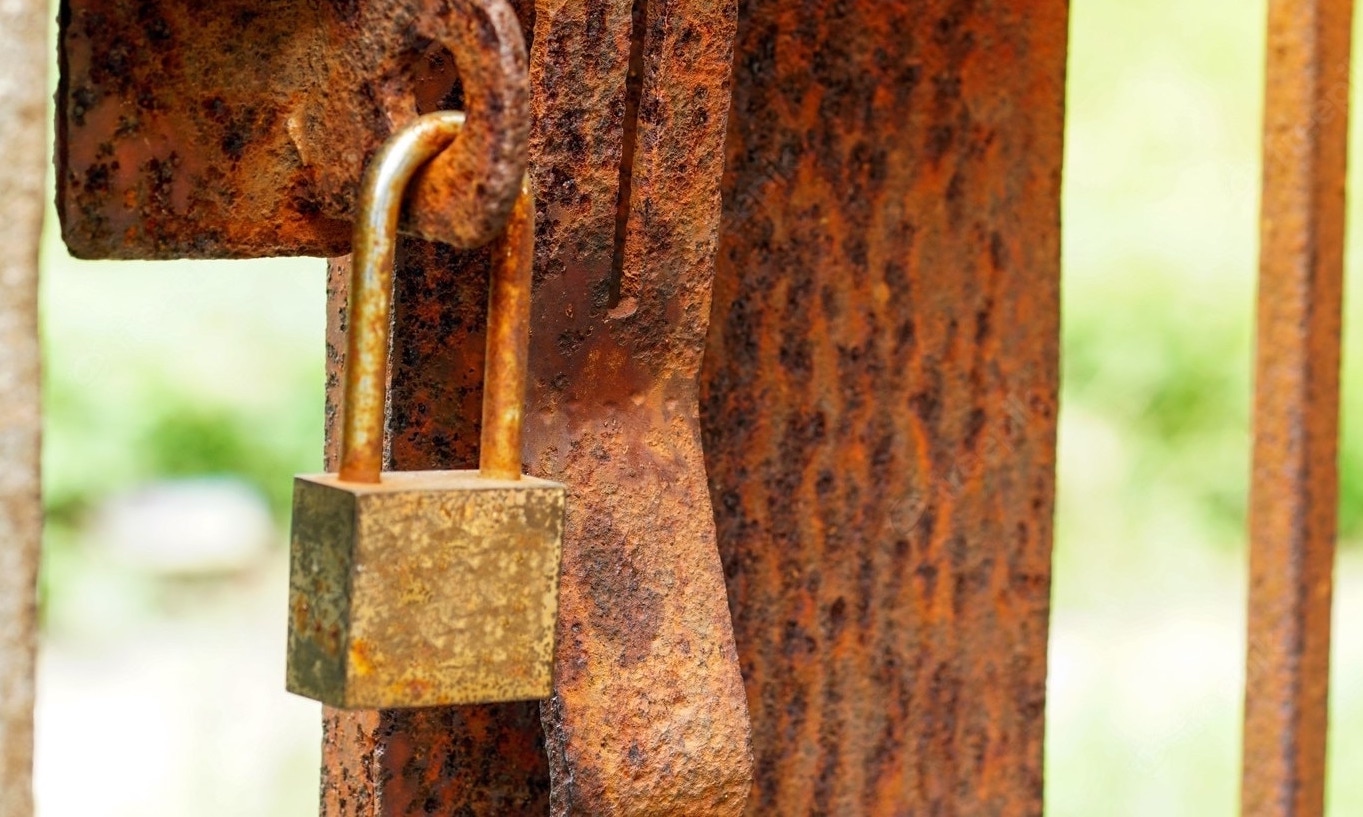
[1243,1,1352,815]
[703,1,1068,813]
[0,1,46,815]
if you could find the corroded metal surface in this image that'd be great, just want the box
[0,1,45,813]
[57,0,529,258]
[1242,1,1351,815]
[320,0,752,811]
[702,1,1067,814]
[528,0,751,809]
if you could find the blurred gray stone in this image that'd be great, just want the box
[91,479,276,576]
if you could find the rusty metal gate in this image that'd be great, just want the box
[0,0,1351,814]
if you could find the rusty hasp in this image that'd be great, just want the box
[703,0,1067,813]
[288,113,563,710]
[528,0,752,811]
[57,0,530,258]
[1242,1,1351,815]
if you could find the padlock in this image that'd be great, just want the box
[286,111,564,710]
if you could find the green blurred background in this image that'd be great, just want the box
[32,0,1363,814]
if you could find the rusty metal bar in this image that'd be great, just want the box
[703,1,1068,813]
[0,1,46,814]
[1242,1,1352,815]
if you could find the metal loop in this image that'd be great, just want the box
[401,0,531,250]
[340,112,534,483]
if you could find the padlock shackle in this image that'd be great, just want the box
[479,177,535,481]
[339,111,533,484]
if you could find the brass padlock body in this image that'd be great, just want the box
[287,472,563,708]
[286,112,563,710]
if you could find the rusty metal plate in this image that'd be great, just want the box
[57,0,529,258]
[702,1,1068,813]
[526,0,751,810]
[1242,1,1351,815]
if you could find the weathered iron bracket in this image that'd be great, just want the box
[57,0,529,259]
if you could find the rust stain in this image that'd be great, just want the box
[702,1,1068,813]
[1242,1,1350,815]
[56,0,529,258]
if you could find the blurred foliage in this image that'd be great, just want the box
[1059,0,1363,589]
[40,259,325,623]
[45,379,319,527]
[1053,0,1363,815]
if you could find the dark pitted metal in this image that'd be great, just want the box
[319,0,752,811]
[57,0,529,258]
[702,1,1068,813]
[1242,1,1350,815]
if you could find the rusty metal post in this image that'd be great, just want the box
[319,2,752,812]
[703,1,1068,813]
[1242,2,1352,815]
[0,1,46,814]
